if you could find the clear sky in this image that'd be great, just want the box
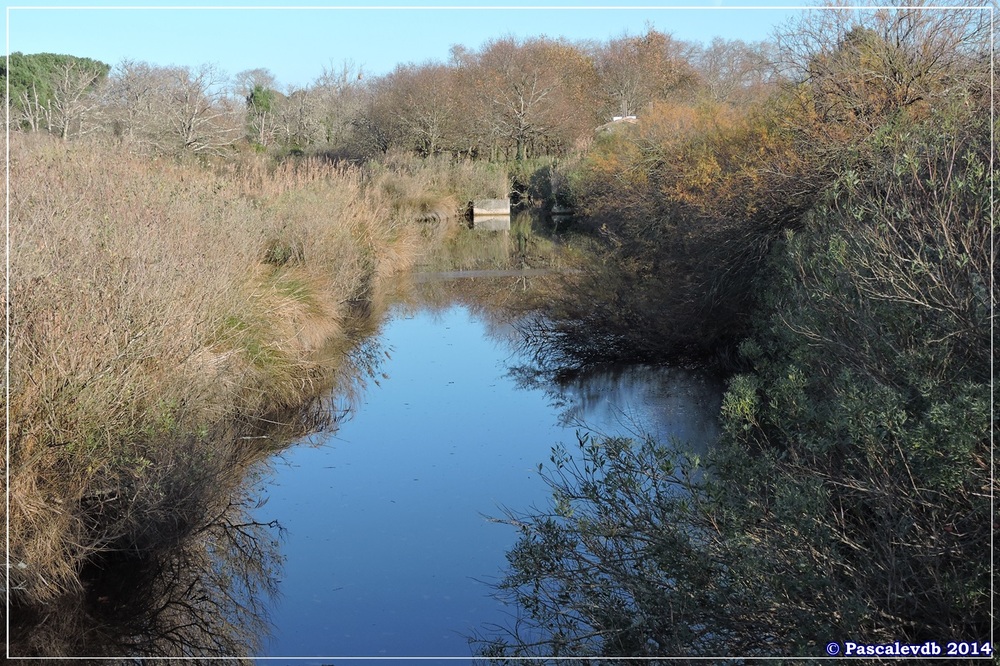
[5,2,813,90]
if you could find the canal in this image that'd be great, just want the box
[253,279,723,661]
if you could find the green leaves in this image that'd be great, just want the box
[710,110,992,647]
[2,52,110,114]
[246,83,277,115]
[720,374,760,434]
[477,12,991,657]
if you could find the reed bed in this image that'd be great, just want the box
[5,132,432,626]
[370,150,511,222]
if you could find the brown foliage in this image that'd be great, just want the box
[593,28,701,117]
[469,36,601,160]
[4,132,425,649]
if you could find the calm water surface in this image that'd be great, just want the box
[254,301,722,661]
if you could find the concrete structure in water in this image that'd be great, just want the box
[470,198,511,231]
[551,204,573,220]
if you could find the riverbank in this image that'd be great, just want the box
[6,133,509,656]
[472,15,994,656]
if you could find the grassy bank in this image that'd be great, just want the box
[6,133,506,656]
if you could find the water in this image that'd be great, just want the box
[254,301,722,661]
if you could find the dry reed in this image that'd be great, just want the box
[4,132,433,628]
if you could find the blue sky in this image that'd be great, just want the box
[6,2,812,89]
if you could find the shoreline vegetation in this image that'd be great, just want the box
[5,3,994,660]
[7,131,515,656]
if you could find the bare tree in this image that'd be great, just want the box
[17,83,49,133]
[310,60,367,149]
[593,29,699,119]
[16,59,106,138]
[235,68,282,147]
[366,63,462,156]
[776,2,989,129]
[102,61,242,154]
[157,64,242,155]
[274,87,324,148]
[474,36,598,160]
[50,59,107,139]
[478,37,555,160]
[103,59,162,141]
[233,67,276,98]
[694,37,780,104]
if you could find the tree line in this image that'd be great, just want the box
[3,29,775,160]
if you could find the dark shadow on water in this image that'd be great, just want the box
[9,456,280,662]
[9,321,392,662]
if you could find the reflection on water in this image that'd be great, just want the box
[11,273,721,662]
[10,465,280,662]
[9,321,387,661]
[530,364,722,456]
[255,295,722,660]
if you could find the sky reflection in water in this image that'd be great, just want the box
[254,303,722,660]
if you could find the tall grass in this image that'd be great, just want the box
[4,132,433,637]
[369,150,511,221]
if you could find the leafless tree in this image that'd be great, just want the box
[155,64,242,155]
[233,68,278,146]
[365,63,462,156]
[273,87,324,148]
[17,83,49,133]
[310,60,367,149]
[775,1,989,128]
[233,67,276,98]
[18,59,106,139]
[102,61,242,154]
[474,36,598,160]
[592,29,699,119]
[103,59,163,141]
[693,37,780,104]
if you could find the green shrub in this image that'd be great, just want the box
[477,98,992,659]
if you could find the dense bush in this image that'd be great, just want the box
[711,109,991,643]
[528,5,990,372]
[479,5,992,653]
[523,95,812,368]
[476,93,993,658]
[6,132,470,657]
